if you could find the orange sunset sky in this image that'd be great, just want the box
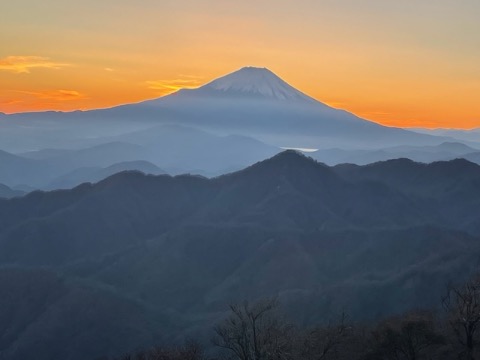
[1,0,479,128]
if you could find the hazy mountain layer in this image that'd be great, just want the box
[0,183,24,198]
[0,125,280,188]
[311,142,480,165]
[412,127,480,143]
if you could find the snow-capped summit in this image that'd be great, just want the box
[199,67,316,103]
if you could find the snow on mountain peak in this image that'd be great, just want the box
[201,67,315,103]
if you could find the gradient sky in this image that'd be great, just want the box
[1,0,479,128]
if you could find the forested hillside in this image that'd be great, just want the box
[1,151,480,359]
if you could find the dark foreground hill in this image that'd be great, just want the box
[1,151,480,359]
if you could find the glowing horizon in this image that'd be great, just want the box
[1,1,479,129]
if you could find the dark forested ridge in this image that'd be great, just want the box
[1,151,480,359]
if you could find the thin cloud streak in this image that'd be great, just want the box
[146,77,203,95]
[13,89,88,101]
[0,56,70,74]
[0,99,23,106]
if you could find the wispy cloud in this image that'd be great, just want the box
[146,76,203,95]
[0,99,23,106]
[13,89,87,101]
[0,56,70,74]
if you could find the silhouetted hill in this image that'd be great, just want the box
[45,160,166,190]
[333,158,480,232]
[0,151,480,359]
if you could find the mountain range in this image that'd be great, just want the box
[311,141,480,165]
[3,136,480,190]
[0,151,479,359]
[412,127,480,143]
[2,67,480,190]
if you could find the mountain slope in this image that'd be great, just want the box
[0,268,165,360]
[333,158,480,233]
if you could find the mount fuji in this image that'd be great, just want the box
[0,66,455,153]
[104,66,448,149]
[194,66,317,103]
